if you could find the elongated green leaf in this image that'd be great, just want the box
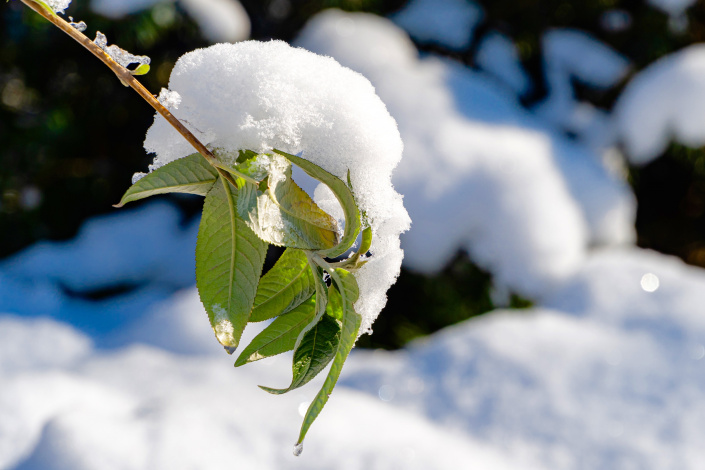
[116,153,217,207]
[250,248,315,322]
[234,295,317,367]
[259,269,336,395]
[196,177,268,352]
[237,155,339,250]
[273,149,361,258]
[296,268,361,447]
[259,311,340,395]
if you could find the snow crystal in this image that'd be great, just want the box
[391,0,483,50]
[143,40,410,333]
[296,10,635,297]
[90,0,250,43]
[157,88,181,110]
[46,0,71,14]
[614,44,705,164]
[94,31,151,70]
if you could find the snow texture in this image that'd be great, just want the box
[296,11,635,298]
[90,0,250,43]
[144,40,410,334]
[94,32,150,69]
[157,88,181,109]
[391,0,483,50]
[343,247,705,470]
[46,0,71,14]
[615,44,705,164]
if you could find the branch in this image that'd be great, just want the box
[20,0,217,164]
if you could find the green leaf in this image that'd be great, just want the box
[196,177,268,352]
[115,153,217,207]
[259,311,341,395]
[273,149,361,258]
[237,155,339,250]
[259,268,336,395]
[34,0,58,17]
[131,63,150,76]
[250,248,316,322]
[296,267,362,447]
[234,295,317,367]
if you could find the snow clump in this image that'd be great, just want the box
[144,40,411,334]
[615,44,705,165]
[46,0,71,14]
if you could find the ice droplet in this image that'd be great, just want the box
[68,17,87,32]
[94,31,151,70]
[293,443,304,457]
[131,172,147,184]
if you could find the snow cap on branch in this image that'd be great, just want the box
[144,40,410,333]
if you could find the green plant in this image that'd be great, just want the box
[19,0,377,454]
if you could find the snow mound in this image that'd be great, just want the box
[296,10,635,297]
[615,44,705,164]
[0,313,520,470]
[343,248,705,470]
[390,0,483,50]
[144,40,411,333]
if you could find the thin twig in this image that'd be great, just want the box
[20,0,217,163]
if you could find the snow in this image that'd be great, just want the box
[296,10,635,298]
[475,31,531,96]
[94,32,150,69]
[615,44,705,164]
[46,0,71,14]
[342,247,705,470]
[533,29,630,148]
[647,0,696,17]
[90,0,250,43]
[144,40,410,334]
[179,0,251,43]
[157,88,181,110]
[5,2,705,468]
[391,0,483,50]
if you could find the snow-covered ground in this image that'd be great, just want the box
[4,3,705,469]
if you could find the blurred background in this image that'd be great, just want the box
[2,0,705,468]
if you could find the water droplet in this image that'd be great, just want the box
[131,172,147,184]
[293,443,304,456]
[691,344,705,360]
[640,273,659,292]
[223,345,237,355]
